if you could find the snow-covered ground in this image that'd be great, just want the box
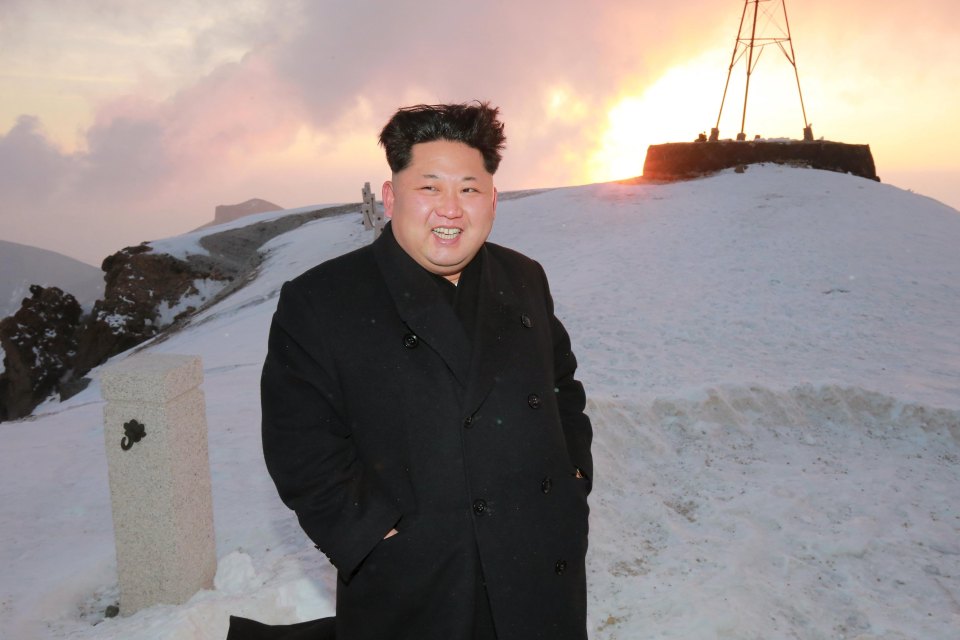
[1,165,958,639]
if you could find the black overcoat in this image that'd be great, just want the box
[261,223,593,640]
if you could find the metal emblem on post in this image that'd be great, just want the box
[120,419,146,450]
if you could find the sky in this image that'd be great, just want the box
[2,0,959,266]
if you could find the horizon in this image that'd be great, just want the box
[2,0,959,266]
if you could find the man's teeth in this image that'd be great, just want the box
[432,227,461,240]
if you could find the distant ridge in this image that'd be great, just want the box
[194,198,283,230]
[0,240,103,319]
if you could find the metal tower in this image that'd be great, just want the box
[711,0,812,142]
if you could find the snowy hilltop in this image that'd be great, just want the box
[1,165,958,639]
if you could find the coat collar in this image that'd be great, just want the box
[373,222,473,386]
[372,223,524,409]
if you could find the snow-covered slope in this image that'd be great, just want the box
[2,166,958,639]
[0,240,104,318]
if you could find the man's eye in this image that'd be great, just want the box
[420,185,438,191]
[462,187,479,193]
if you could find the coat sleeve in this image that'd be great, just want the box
[539,266,594,491]
[261,281,402,579]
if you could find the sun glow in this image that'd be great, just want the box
[545,86,589,123]
[586,52,727,183]
[586,46,821,183]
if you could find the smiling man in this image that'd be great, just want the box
[260,102,593,640]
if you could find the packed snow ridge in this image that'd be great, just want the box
[1,165,958,639]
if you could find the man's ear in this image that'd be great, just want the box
[382,180,395,218]
[492,186,498,218]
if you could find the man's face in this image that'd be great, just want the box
[383,139,497,283]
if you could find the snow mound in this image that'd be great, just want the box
[587,386,960,639]
[62,551,333,640]
[640,383,960,437]
[214,552,263,595]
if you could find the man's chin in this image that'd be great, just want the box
[427,251,474,272]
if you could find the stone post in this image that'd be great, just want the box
[101,354,216,615]
[360,181,385,238]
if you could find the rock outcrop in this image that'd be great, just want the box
[72,244,232,375]
[0,286,83,421]
[0,202,358,422]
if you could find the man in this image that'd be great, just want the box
[261,102,592,640]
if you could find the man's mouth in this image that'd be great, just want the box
[432,227,462,240]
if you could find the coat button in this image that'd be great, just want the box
[520,313,533,328]
[463,415,474,428]
[541,477,552,494]
[555,560,567,575]
[472,499,488,515]
[402,333,419,348]
[527,393,542,409]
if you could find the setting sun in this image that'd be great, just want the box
[586,52,725,183]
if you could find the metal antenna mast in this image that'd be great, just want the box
[710,0,812,142]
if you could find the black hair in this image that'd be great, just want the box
[378,101,506,174]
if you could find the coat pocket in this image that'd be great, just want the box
[336,511,477,637]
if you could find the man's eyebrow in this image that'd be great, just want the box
[419,173,478,181]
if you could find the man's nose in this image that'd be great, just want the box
[435,189,463,218]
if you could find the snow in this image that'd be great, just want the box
[2,165,959,639]
[154,279,230,327]
[97,312,131,333]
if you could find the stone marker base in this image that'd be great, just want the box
[642,140,879,182]
[101,354,216,615]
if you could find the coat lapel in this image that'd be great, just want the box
[373,223,472,387]
[463,245,520,414]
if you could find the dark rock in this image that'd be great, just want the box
[0,286,83,421]
[59,376,92,401]
[72,243,231,374]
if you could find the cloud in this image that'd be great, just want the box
[0,116,76,209]
[0,42,310,263]
[272,0,709,129]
